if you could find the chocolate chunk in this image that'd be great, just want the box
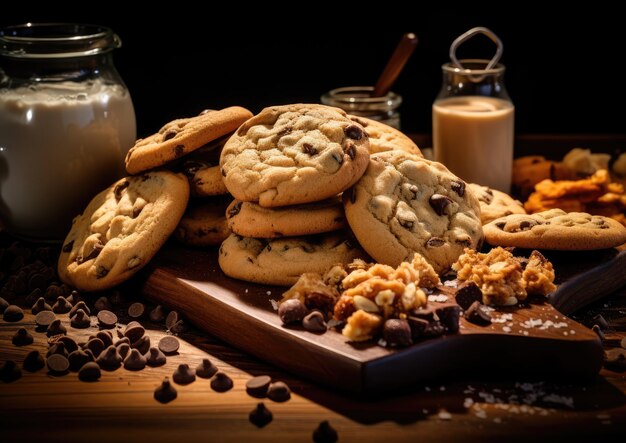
[69,301,90,318]
[429,194,453,216]
[173,144,185,158]
[267,381,291,402]
[0,360,22,382]
[519,220,535,231]
[62,240,74,253]
[12,328,33,346]
[70,309,91,329]
[0,297,9,314]
[97,310,118,329]
[47,319,67,337]
[436,304,461,334]
[159,336,180,355]
[3,305,24,322]
[55,336,78,353]
[464,301,492,326]
[196,358,218,378]
[32,297,52,314]
[249,403,273,428]
[172,363,196,385]
[495,221,506,229]
[278,299,308,325]
[47,342,69,358]
[23,350,45,372]
[302,143,317,155]
[210,372,233,392]
[96,345,123,370]
[128,302,145,319]
[162,129,177,141]
[346,144,356,160]
[593,314,609,330]
[313,420,338,443]
[604,349,626,372]
[124,349,147,371]
[170,319,186,334]
[113,180,130,199]
[146,347,167,367]
[344,124,364,140]
[246,375,272,398]
[78,361,101,382]
[302,311,327,333]
[383,319,412,347]
[454,281,483,310]
[331,152,344,165]
[115,336,130,347]
[47,354,70,375]
[82,242,103,262]
[44,284,64,300]
[149,305,166,322]
[52,296,72,314]
[94,296,112,312]
[408,316,445,340]
[96,330,114,347]
[165,311,180,330]
[451,180,465,197]
[592,324,605,340]
[69,349,94,372]
[154,378,177,404]
[86,338,105,357]
[117,343,131,359]
[124,321,145,343]
[426,237,445,248]
[131,335,151,355]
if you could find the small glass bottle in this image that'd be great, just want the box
[432,29,514,193]
[0,23,136,241]
[321,86,402,129]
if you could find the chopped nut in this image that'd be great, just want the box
[342,310,382,342]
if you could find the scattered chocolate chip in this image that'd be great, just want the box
[69,301,90,318]
[149,305,166,322]
[344,124,364,140]
[96,345,123,370]
[146,347,167,367]
[604,349,626,372]
[124,321,145,342]
[47,343,69,358]
[158,336,180,355]
[52,296,73,314]
[429,194,453,216]
[249,402,273,428]
[3,305,24,322]
[94,296,112,312]
[47,319,67,337]
[302,143,317,155]
[383,319,412,347]
[593,314,609,330]
[210,372,233,392]
[131,335,151,355]
[196,358,218,378]
[464,301,492,326]
[0,360,22,382]
[154,378,177,404]
[78,361,101,382]
[62,240,74,253]
[592,324,605,340]
[278,299,308,325]
[96,330,114,348]
[313,420,338,443]
[267,381,291,402]
[124,349,147,371]
[451,180,465,197]
[128,302,145,319]
[69,349,94,372]
[246,375,272,398]
[97,310,118,329]
[12,328,33,346]
[35,310,56,328]
[23,350,45,372]
[117,343,131,359]
[47,354,70,375]
[165,311,179,330]
[436,304,462,334]
[70,309,91,329]
[31,297,52,314]
[44,284,64,300]
[302,311,327,333]
[454,282,483,310]
[55,336,78,353]
[115,336,130,347]
[170,319,186,334]
[86,338,105,357]
[0,297,9,314]
[172,363,196,385]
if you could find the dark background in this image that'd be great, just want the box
[3,6,625,137]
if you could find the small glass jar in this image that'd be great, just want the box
[321,86,402,129]
[0,23,136,241]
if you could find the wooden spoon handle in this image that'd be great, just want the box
[372,33,419,97]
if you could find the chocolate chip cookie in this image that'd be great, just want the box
[218,233,368,286]
[181,135,230,197]
[467,183,526,224]
[58,171,189,291]
[343,151,483,273]
[348,115,422,157]
[175,196,232,246]
[226,196,345,238]
[125,106,253,174]
[483,208,626,250]
[220,104,370,207]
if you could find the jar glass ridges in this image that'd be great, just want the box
[321,86,402,129]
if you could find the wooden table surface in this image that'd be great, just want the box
[2,135,626,442]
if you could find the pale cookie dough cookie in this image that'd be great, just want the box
[58,171,189,291]
[220,104,370,207]
[218,233,368,286]
[343,151,483,273]
[483,209,626,250]
[125,106,253,174]
[348,115,423,157]
[181,135,230,196]
[226,196,345,238]
[468,183,526,224]
[175,197,232,246]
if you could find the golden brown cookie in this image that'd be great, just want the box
[175,197,232,247]
[348,115,423,157]
[467,183,526,224]
[180,135,230,197]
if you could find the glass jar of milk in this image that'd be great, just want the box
[0,23,136,241]
[432,59,514,192]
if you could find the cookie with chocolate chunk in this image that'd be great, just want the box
[58,171,189,291]
[467,183,526,224]
[181,135,230,197]
[218,233,368,286]
[483,209,626,250]
[220,104,370,207]
[175,196,232,246]
[343,151,483,273]
[125,106,253,174]
[226,196,345,238]
[348,115,423,157]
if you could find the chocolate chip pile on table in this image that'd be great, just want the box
[249,403,273,428]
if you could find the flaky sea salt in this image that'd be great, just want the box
[269,299,279,311]
[428,294,448,302]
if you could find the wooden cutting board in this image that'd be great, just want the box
[139,244,625,394]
